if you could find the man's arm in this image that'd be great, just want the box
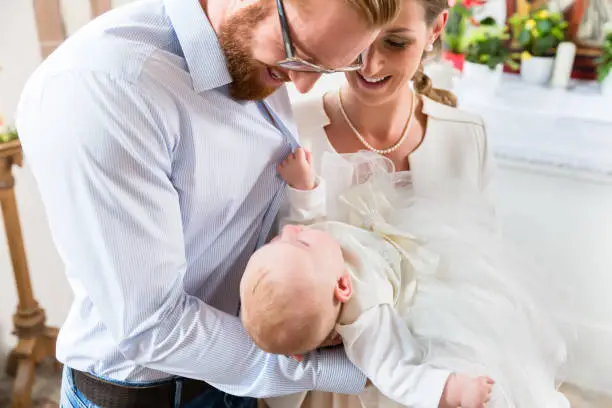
[336,305,451,408]
[16,70,365,397]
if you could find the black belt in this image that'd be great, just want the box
[73,369,213,408]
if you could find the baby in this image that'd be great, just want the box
[239,148,494,408]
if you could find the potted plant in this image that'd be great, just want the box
[596,23,612,96]
[443,0,486,71]
[0,115,19,144]
[462,17,519,92]
[509,8,568,85]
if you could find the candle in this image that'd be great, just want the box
[551,42,576,88]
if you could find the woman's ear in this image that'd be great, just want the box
[430,10,449,44]
[334,274,352,303]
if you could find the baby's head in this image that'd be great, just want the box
[240,224,352,356]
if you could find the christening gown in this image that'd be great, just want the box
[266,152,570,408]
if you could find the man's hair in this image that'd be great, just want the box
[344,0,402,27]
[287,0,401,27]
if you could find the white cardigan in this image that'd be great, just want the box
[291,92,493,194]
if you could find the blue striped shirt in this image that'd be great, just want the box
[16,0,365,397]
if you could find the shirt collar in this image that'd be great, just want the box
[164,0,232,92]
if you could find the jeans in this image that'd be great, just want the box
[60,366,258,408]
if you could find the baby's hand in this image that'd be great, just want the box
[278,148,316,190]
[439,373,494,408]
[318,330,342,348]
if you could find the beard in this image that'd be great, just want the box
[219,3,281,101]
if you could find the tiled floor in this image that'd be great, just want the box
[0,360,60,408]
[1,362,611,408]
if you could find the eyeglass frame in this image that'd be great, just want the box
[274,0,364,73]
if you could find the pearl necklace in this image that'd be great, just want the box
[337,88,416,155]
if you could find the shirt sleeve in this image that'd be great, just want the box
[336,304,451,408]
[16,70,365,397]
[278,177,327,228]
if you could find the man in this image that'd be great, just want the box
[16,0,400,406]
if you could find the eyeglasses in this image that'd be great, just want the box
[275,0,363,73]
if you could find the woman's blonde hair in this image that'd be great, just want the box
[412,0,458,107]
[344,0,403,26]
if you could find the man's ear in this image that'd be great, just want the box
[334,274,352,303]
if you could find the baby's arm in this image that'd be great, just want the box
[337,305,493,408]
[278,148,327,226]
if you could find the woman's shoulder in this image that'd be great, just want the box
[290,91,330,132]
[422,95,485,129]
[290,91,334,155]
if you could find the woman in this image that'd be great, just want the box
[263,0,565,406]
[291,0,491,196]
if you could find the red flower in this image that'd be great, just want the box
[448,0,457,8]
[464,0,486,7]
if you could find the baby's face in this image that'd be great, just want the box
[269,225,346,280]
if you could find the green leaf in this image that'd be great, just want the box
[480,16,497,26]
[551,27,565,40]
[536,19,553,34]
[505,58,520,70]
[0,128,19,143]
[533,35,556,55]
[518,30,532,47]
[597,62,611,82]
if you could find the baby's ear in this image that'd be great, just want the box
[334,273,352,303]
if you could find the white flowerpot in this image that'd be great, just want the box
[602,75,612,97]
[520,56,555,85]
[462,62,503,95]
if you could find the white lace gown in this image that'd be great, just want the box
[267,152,570,408]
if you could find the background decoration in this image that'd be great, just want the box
[443,0,488,70]
[505,0,609,79]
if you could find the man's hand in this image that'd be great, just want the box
[278,147,315,190]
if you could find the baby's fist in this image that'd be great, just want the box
[440,373,494,408]
[278,148,315,190]
[461,375,494,408]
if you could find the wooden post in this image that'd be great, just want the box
[90,0,112,18]
[1,140,59,408]
[32,0,67,59]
